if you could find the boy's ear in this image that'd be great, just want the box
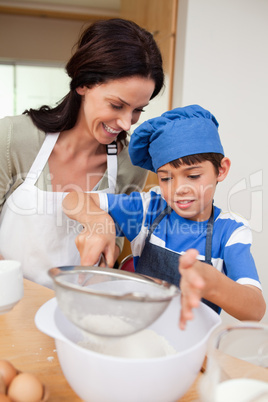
[217,157,231,182]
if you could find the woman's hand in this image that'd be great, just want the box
[178,249,205,330]
[76,215,116,267]
[63,192,116,267]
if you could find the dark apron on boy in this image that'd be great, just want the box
[135,205,220,314]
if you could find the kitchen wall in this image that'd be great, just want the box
[0,13,87,63]
[173,0,268,324]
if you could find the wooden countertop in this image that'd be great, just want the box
[0,279,81,401]
[0,279,201,401]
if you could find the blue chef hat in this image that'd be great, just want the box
[129,105,224,172]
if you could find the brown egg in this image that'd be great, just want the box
[0,375,6,395]
[8,373,44,402]
[0,361,17,388]
[0,395,12,401]
[0,394,12,402]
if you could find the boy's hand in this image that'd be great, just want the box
[179,249,205,330]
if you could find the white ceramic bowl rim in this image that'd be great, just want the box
[35,298,221,363]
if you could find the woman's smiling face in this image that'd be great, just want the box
[76,76,155,144]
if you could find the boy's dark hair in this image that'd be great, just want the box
[170,153,224,175]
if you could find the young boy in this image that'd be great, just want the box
[63,105,266,328]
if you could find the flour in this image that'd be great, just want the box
[78,325,177,359]
[79,314,135,336]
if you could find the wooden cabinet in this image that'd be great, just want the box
[120,0,178,109]
[118,0,178,263]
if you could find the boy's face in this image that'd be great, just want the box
[157,160,224,221]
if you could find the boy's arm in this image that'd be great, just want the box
[179,249,266,329]
[62,192,116,267]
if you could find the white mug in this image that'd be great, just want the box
[0,260,24,314]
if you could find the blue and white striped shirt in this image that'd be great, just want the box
[99,188,261,289]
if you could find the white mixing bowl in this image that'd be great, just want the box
[35,296,221,402]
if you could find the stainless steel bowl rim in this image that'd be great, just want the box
[48,266,180,303]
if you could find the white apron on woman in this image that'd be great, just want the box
[0,133,117,288]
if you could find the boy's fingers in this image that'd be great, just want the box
[183,269,205,290]
[179,249,199,272]
[179,250,205,331]
[179,305,194,330]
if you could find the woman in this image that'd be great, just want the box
[0,18,164,287]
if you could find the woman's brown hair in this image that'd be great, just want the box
[24,18,164,141]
